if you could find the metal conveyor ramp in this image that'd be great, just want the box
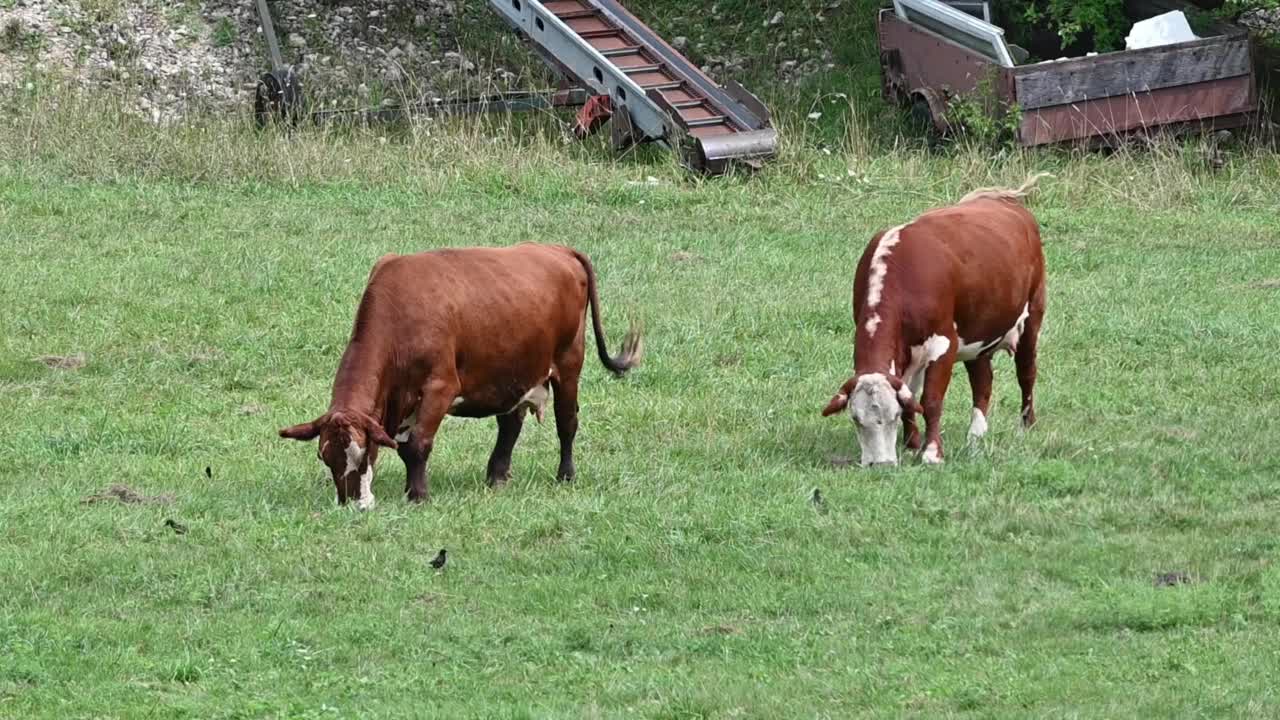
[490,0,779,174]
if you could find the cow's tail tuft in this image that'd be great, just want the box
[957,172,1052,205]
[571,250,643,377]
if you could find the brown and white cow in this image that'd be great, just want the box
[822,175,1048,467]
[279,244,642,508]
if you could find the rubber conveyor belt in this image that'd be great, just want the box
[490,0,778,173]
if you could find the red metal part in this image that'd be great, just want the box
[573,94,614,139]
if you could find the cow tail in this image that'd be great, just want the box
[571,250,643,377]
[957,172,1052,205]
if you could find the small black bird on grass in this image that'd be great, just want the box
[811,487,827,513]
[429,549,447,570]
[205,466,212,479]
[164,519,188,535]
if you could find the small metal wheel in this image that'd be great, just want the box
[909,91,949,149]
[253,66,304,128]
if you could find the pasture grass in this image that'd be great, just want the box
[2,90,1280,718]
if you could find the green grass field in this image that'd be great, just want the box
[3,79,1280,718]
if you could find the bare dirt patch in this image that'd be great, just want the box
[36,352,87,370]
[81,484,175,505]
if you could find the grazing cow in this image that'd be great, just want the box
[279,244,642,508]
[822,174,1048,466]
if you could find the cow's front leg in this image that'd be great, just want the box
[921,348,957,465]
[486,412,525,488]
[398,440,425,500]
[902,409,923,450]
[405,378,458,503]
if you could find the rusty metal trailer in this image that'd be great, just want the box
[878,0,1259,145]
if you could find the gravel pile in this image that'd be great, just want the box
[0,0,505,122]
[1238,6,1280,36]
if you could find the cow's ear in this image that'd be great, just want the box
[279,417,324,441]
[888,376,924,415]
[822,377,857,417]
[358,413,398,450]
[368,424,398,450]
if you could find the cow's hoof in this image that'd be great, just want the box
[967,408,988,441]
[487,474,511,490]
[921,442,944,465]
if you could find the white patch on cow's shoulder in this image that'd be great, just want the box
[923,334,951,362]
[922,441,943,465]
[356,464,375,511]
[865,313,881,336]
[968,408,988,439]
[889,361,896,376]
[866,225,905,309]
[344,441,366,476]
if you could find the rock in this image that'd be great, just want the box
[672,35,688,50]
[287,32,305,48]
[769,11,785,26]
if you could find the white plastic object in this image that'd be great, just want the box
[1125,11,1198,51]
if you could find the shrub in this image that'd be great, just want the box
[999,0,1130,56]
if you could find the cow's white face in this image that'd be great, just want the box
[850,374,903,467]
[279,410,398,509]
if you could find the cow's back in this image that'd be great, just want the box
[359,244,589,417]
[901,198,1042,310]
[371,244,587,351]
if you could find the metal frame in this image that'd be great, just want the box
[489,0,671,144]
[893,0,1015,67]
[944,0,991,23]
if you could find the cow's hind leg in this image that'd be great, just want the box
[404,377,458,503]
[1015,307,1043,428]
[551,373,580,482]
[965,357,994,442]
[486,412,525,489]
